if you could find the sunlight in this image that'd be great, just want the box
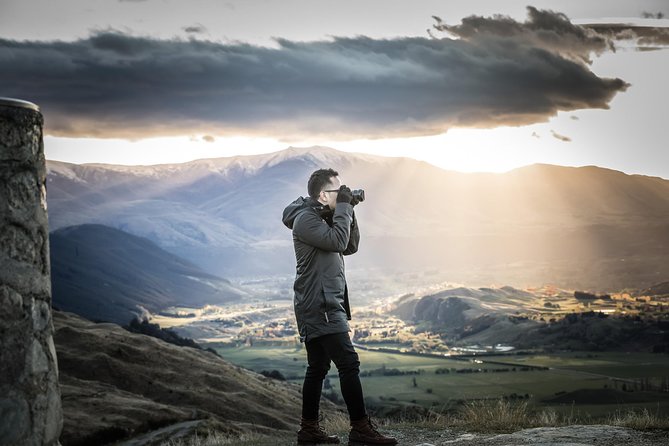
[311,118,588,174]
[44,135,281,166]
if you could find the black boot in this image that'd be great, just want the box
[297,416,340,444]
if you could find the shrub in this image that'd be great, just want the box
[260,370,286,380]
[124,317,209,352]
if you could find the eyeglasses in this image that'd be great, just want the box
[322,189,339,193]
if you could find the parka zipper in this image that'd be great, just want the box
[324,312,329,323]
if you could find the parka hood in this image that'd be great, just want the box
[283,196,314,229]
[283,196,334,229]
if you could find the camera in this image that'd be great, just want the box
[352,189,365,203]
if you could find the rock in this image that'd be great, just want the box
[0,396,30,443]
[0,98,62,445]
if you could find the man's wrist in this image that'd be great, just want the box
[335,202,353,213]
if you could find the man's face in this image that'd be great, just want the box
[319,176,341,210]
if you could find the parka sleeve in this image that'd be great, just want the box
[343,210,359,256]
[293,203,353,252]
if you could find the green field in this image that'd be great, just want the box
[210,344,669,418]
[512,352,669,379]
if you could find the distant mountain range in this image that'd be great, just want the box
[50,224,249,325]
[46,146,669,290]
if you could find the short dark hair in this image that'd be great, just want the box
[308,168,339,199]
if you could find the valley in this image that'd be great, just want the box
[146,274,669,419]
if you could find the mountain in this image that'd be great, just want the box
[46,146,669,290]
[392,286,541,345]
[50,224,249,325]
[53,310,332,445]
[637,281,669,297]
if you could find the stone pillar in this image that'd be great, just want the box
[0,98,62,445]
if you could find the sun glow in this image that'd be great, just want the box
[45,117,581,173]
[44,135,282,166]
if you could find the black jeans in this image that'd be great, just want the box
[302,331,367,422]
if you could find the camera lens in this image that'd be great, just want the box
[352,189,365,202]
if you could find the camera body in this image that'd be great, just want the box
[315,188,365,218]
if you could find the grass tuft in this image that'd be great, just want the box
[321,411,351,435]
[161,430,271,446]
[457,399,532,432]
[609,407,669,430]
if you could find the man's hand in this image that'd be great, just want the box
[337,185,353,204]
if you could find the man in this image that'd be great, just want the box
[282,168,397,445]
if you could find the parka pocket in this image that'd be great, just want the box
[321,274,345,322]
[323,291,344,313]
[322,275,344,309]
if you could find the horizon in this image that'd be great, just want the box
[45,145,669,180]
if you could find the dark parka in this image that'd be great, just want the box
[282,196,360,343]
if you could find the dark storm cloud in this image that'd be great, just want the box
[0,8,629,139]
[433,6,613,64]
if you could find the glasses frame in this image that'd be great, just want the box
[322,189,340,193]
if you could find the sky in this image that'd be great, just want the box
[1,0,668,177]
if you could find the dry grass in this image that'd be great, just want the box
[388,399,669,433]
[321,411,352,435]
[160,412,352,446]
[161,430,275,446]
[609,407,669,430]
[455,399,534,432]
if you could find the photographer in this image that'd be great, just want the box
[282,168,396,445]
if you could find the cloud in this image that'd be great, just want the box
[0,8,629,140]
[183,24,207,34]
[641,12,665,20]
[433,6,613,65]
[585,23,669,47]
[551,130,572,142]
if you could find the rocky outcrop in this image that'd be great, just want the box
[0,98,62,445]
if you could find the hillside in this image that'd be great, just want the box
[392,285,669,352]
[53,310,339,445]
[50,224,249,325]
[52,310,669,446]
[46,146,669,289]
